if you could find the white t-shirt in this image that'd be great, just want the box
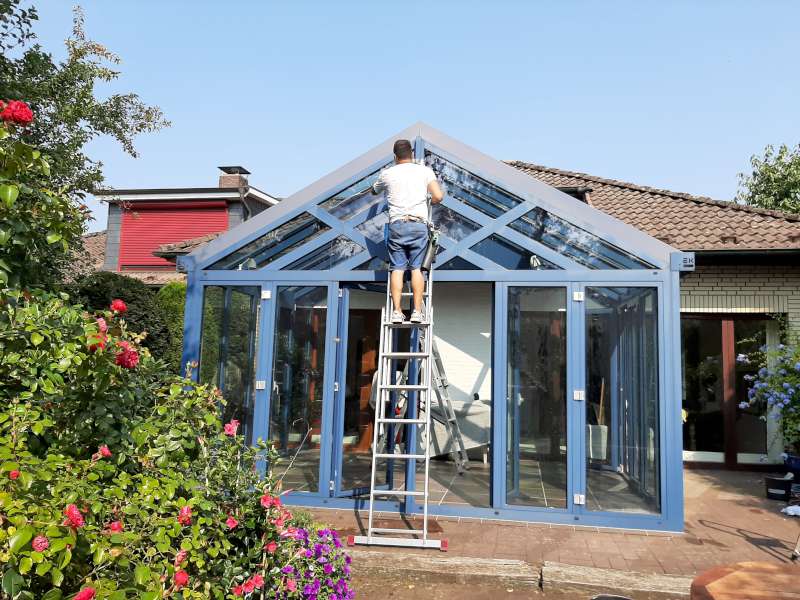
[372,162,436,222]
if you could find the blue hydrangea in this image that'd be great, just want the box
[795,362,800,372]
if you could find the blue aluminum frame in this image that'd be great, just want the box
[179,123,688,532]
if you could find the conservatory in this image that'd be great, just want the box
[179,123,693,532]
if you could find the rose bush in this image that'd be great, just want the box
[740,343,800,453]
[1,101,353,599]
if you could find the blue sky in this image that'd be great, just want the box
[34,1,800,232]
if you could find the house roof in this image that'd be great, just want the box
[508,161,800,251]
[94,186,280,206]
[82,230,108,271]
[153,232,222,258]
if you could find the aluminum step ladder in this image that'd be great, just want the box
[349,268,447,550]
[429,339,470,474]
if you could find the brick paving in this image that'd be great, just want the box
[310,469,800,577]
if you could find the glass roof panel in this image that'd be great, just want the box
[354,256,388,270]
[282,236,364,270]
[437,256,480,270]
[318,164,389,220]
[356,209,389,244]
[470,234,560,270]
[426,152,522,218]
[508,207,654,269]
[209,212,329,270]
[431,204,480,242]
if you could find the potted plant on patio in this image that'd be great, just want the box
[740,344,800,476]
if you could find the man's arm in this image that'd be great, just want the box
[428,179,444,204]
[371,172,385,195]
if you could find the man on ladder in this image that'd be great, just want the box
[349,139,447,550]
[373,139,443,322]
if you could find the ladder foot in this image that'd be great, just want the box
[440,539,449,552]
[346,535,355,547]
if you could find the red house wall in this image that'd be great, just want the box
[118,201,228,270]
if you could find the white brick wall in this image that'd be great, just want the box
[680,264,800,342]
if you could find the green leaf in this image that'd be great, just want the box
[41,590,63,600]
[58,548,71,569]
[9,525,34,553]
[45,232,62,244]
[19,557,33,574]
[50,566,63,587]
[0,184,19,208]
[30,332,44,346]
[36,561,52,576]
[139,593,158,600]
[2,569,24,597]
[134,564,151,586]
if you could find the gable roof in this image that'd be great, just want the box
[508,161,800,251]
[185,123,678,271]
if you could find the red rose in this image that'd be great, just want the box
[115,342,139,369]
[173,569,189,589]
[0,100,33,125]
[74,588,96,600]
[8,470,20,480]
[225,515,238,529]
[110,299,127,314]
[243,579,256,593]
[265,541,278,553]
[177,505,192,526]
[107,521,123,532]
[63,503,85,528]
[99,444,112,458]
[32,535,49,552]
[232,585,244,596]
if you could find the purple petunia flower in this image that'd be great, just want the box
[738,402,749,409]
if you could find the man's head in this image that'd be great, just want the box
[393,139,413,162]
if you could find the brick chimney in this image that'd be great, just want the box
[218,165,250,188]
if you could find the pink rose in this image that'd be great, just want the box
[107,521,123,533]
[74,588,96,600]
[243,579,256,593]
[232,585,244,596]
[250,574,264,589]
[174,550,188,565]
[63,504,85,528]
[99,445,112,458]
[223,419,240,436]
[177,505,192,526]
[96,317,108,333]
[225,515,239,529]
[286,578,296,592]
[265,541,278,553]
[8,470,19,480]
[173,569,189,589]
[32,535,49,552]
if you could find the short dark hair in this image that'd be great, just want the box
[393,139,413,160]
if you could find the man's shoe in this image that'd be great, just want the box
[390,310,405,323]
[410,310,424,323]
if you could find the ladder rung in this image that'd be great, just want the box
[371,489,424,497]
[383,352,428,358]
[399,292,430,297]
[370,527,425,535]
[374,453,426,459]
[385,322,430,328]
[380,384,428,391]
[377,417,426,425]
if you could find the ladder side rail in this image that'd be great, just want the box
[421,267,435,540]
[366,304,389,539]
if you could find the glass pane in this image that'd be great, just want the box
[354,256,389,270]
[282,236,364,270]
[355,209,389,244]
[270,286,328,493]
[471,235,559,270]
[509,207,654,270]
[199,285,260,443]
[209,212,329,270]
[431,204,480,242]
[681,318,724,453]
[426,151,521,218]
[319,165,388,220]
[506,287,567,508]
[586,287,660,514]
[734,319,770,454]
[437,256,479,270]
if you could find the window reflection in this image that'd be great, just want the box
[283,236,364,270]
[471,235,559,270]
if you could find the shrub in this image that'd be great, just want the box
[69,271,171,364]
[155,281,186,373]
[0,290,353,599]
[741,344,800,453]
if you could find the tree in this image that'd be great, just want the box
[0,3,169,199]
[737,143,800,215]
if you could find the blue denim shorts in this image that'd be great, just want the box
[387,221,429,271]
